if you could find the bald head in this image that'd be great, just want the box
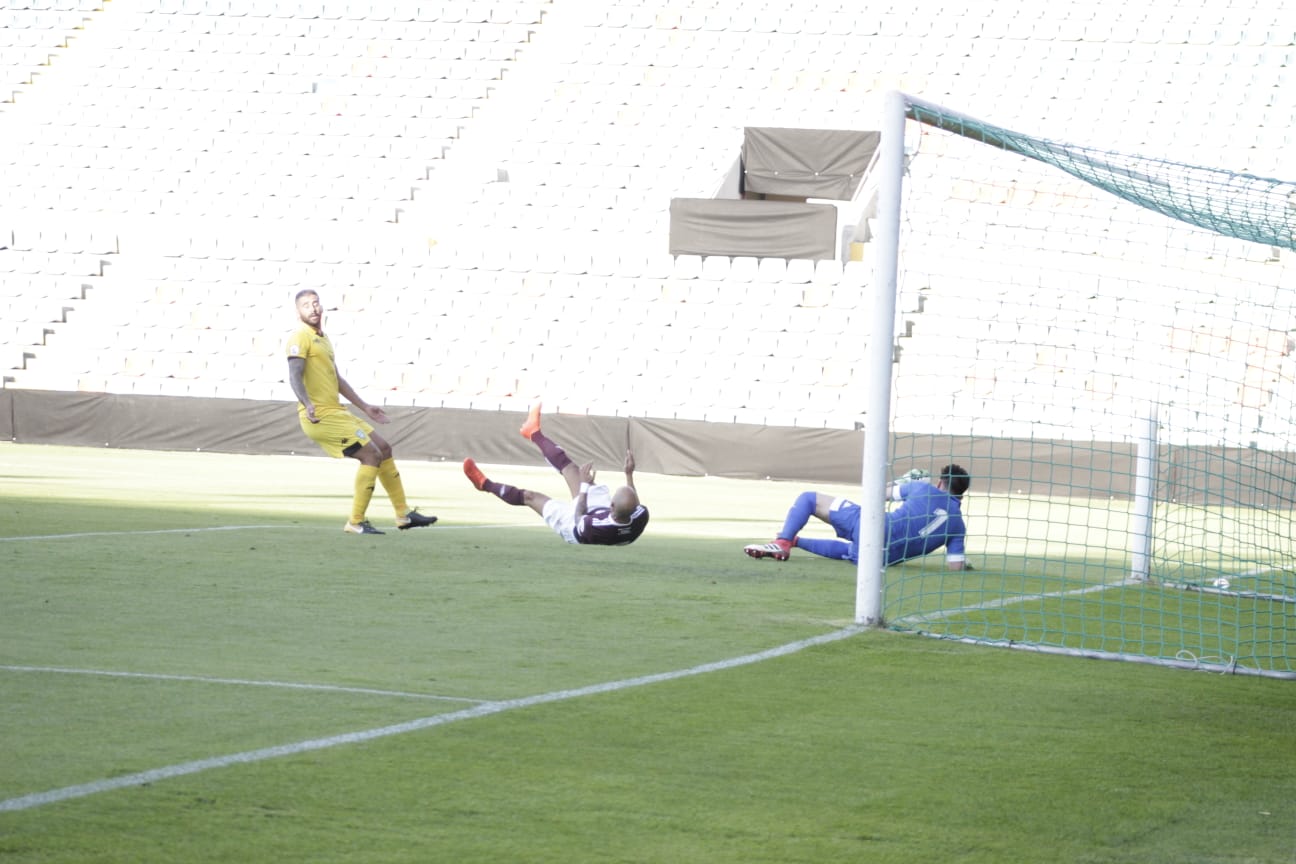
[611,485,640,521]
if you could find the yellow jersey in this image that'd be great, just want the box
[286,325,343,416]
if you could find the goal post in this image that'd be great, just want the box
[860,91,1296,678]
[1128,401,1159,584]
[854,90,907,627]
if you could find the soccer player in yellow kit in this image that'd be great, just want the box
[286,289,438,535]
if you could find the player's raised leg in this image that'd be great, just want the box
[519,402,543,440]
[464,458,551,517]
[520,403,581,496]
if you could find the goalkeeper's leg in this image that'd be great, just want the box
[744,491,827,560]
[793,536,854,560]
[778,491,823,539]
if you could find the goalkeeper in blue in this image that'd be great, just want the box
[744,465,971,570]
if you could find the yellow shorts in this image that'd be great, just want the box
[299,409,375,458]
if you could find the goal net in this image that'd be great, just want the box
[871,94,1296,678]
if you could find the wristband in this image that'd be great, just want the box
[579,482,591,494]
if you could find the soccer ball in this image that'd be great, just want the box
[899,469,931,482]
[1211,578,1230,590]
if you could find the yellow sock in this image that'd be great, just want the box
[377,458,409,517]
[352,464,379,524]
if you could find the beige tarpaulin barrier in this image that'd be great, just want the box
[668,198,839,259]
[668,126,880,259]
[742,127,879,200]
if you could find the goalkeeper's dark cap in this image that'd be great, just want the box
[940,464,971,498]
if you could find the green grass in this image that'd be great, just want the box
[2,443,1294,863]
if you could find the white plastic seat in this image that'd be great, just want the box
[756,257,787,282]
[699,255,730,281]
[672,253,702,280]
[842,260,869,286]
[784,258,815,283]
[728,256,758,283]
[813,258,843,284]
[640,251,674,280]
[589,251,620,277]
[559,250,590,275]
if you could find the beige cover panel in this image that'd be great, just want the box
[668,198,837,259]
[742,127,880,200]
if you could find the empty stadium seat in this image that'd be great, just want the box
[672,254,702,280]
[2,0,1293,438]
[755,257,787,282]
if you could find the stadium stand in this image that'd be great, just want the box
[1,0,1295,469]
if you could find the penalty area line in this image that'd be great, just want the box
[0,625,866,813]
[0,665,489,704]
[0,525,296,542]
[0,523,516,542]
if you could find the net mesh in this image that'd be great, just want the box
[906,96,1296,252]
[882,95,1296,677]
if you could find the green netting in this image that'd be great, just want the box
[880,94,1296,678]
[905,95,1296,252]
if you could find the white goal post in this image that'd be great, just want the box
[855,91,1296,677]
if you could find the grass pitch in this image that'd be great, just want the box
[1,443,1293,863]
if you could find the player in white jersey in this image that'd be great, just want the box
[463,404,649,546]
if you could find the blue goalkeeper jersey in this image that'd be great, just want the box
[885,481,966,566]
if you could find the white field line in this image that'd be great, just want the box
[0,625,866,814]
[0,666,488,704]
[0,526,294,542]
[892,579,1133,626]
[1229,566,1285,579]
[0,524,509,542]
